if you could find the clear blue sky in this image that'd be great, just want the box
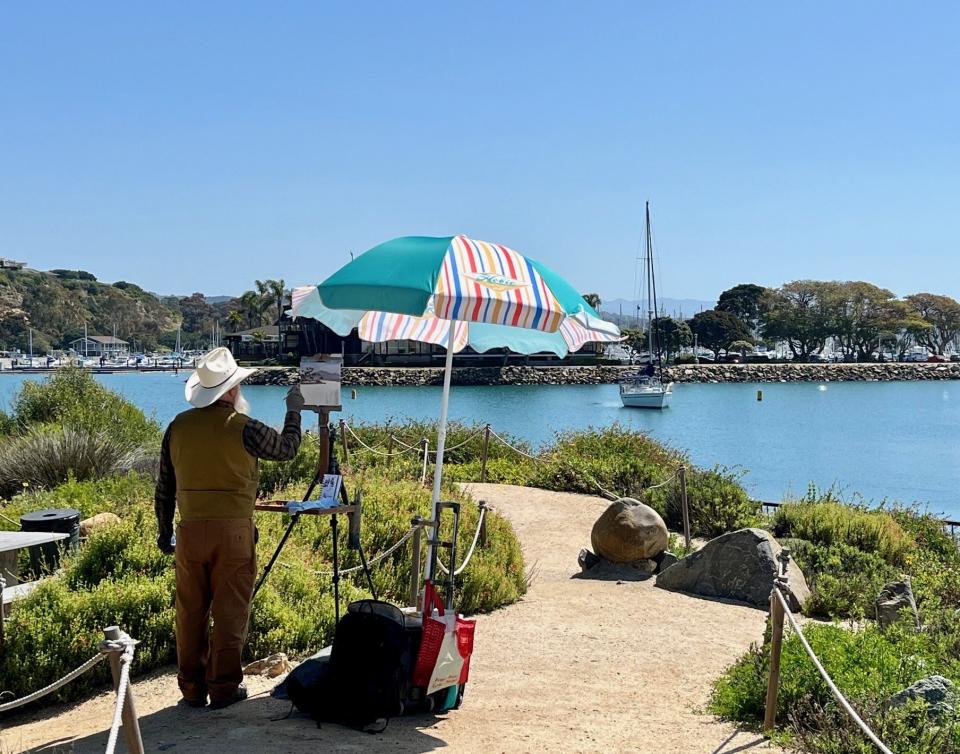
[2,3,958,303]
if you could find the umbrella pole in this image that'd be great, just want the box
[426,335,455,581]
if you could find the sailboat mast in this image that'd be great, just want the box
[645,202,663,373]
[644,202,655,366]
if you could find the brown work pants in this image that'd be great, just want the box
[174,518,256,703]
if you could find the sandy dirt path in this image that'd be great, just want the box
[2,484,781,754]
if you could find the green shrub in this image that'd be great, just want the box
[711,622,960,753]
[0,472,154,524]
[772,497,915,567]
[0,427,149,498]
[661,465,759,539]
[0,462,526,705]
[9,368,160,447]
[784,538,898,619]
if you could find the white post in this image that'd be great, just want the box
[426,329,455,580]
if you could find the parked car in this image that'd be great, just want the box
[927,354,949,363]
[720,353,742,364]
[904,352,929,362]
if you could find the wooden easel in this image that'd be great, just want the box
[252,408,373,622]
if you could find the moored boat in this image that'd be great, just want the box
[620,202,673,410]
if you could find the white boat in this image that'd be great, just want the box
[620,374,674,408]
[621,201,673,410]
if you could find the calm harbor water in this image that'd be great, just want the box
[1,372,958,519]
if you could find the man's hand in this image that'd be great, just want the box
[285,385,305,413]
[157,534,175,555]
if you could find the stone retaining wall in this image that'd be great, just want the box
[245,362,960,387]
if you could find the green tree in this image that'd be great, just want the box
[582,293,602,312]
[620,327,646,354]
[905,292,960,355]
[648,316,691,362]
[762,281,834,361]
[716,284,773,335]
[729,339,754,357]
[267,279,287,323]
[688,310,752,358]
[825,282,910,361]
[239,291,263,328]
[226,309,245,333]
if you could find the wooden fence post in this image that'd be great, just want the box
[679,465,691,551]
[387,435,395,467]
[480,424,491,483]
[338,419,350,471]
[764,548,791,733]
[478,500,488,548]
[409,517,423,608]
[103,626,145,754]
[420,438,430,485]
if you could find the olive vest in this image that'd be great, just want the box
[169,404,258,521]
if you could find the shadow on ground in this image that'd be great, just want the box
[30,690,449,754]
[709,729,772,753]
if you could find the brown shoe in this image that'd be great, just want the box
[209,684,248,710]
[179,696,207,709]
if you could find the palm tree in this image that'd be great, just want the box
[226,309,244,333]
[254,280,272,323]
[583,293,602,311]
[267,279,287,323]
[239,291,262,328]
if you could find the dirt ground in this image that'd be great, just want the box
[1,484,782,754]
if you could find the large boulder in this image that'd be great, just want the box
[590,498,668,563]
[656,528,810,610]
[875,579,921,630]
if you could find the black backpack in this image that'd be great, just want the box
[282,600,452,731]
[329,600,418,730]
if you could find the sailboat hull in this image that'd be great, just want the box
[619,381,673,409]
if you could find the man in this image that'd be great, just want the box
[155,346,304,709]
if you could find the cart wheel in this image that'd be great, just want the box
[453,684,465,710]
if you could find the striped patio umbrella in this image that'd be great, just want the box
[293,235,622,578]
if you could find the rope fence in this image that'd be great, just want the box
[278,526,417,577]
[0,626,144,754]
[764,549,893,754]
[339,419,694,549]
[436,504,486,577]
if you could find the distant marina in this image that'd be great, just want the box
[1,370,958,519]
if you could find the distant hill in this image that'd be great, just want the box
[0,268,217,352]
[601,297,715,324]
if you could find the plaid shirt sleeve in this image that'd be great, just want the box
[242,411,303,461]
[154,424,176,545]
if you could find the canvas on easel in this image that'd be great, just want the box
[299,354,342,411]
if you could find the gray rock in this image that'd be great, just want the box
[578,556,657,581]
[656,528,810,610]
[578,548,601,572]
[887,676,957,720]
[590,498,669,563]
[656,551,679,573]
[875,579,921,630]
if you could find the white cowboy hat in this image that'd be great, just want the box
[184,347,256,408]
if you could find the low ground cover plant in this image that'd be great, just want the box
[712,489,960,753]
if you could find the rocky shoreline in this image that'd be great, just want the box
[245,362,960,387]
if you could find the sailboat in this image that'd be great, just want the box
[620,202,674,409]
